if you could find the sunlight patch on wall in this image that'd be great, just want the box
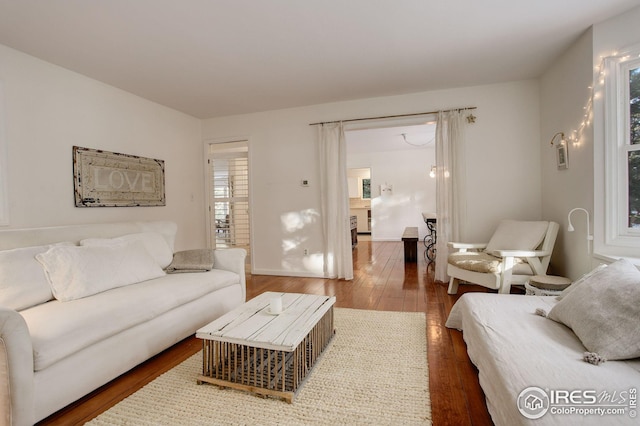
[280,208,323,275]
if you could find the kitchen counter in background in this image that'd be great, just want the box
[350,199,371,234]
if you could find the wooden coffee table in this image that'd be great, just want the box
[196,292,336,403]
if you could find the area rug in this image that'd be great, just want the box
[88,308,431,425]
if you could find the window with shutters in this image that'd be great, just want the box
[207,142,250,261]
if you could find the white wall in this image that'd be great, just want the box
[348,148,435,241]
[540,5,640,279]
[540,29,594,279]
[0,44,205,250]
[202,80,542,277]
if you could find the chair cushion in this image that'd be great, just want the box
[448,252,502,273]
[448,252,530,274]
[484,220,548,253]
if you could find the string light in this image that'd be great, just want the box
[565,50,623,148]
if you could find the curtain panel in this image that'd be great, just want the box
[318,123,354,280]
[435,110,467,282]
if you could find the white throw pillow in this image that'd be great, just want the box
[546,259,640,363]
[556,263,608,300]
[0,243,71,310]
[36,241,166,301]
[485,220,549,253]
[80,232,173,269]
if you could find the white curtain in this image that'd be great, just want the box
[318,123,354,280]
[435,110,467,282]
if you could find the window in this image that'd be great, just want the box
[629,67,640,227]
[604,46,640,250]
[362,178,371,199]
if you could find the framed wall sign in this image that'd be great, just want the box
[556,143,568,170]
[73,146,165,207]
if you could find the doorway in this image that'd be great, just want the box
[345,122,436,242]
[347,167,372,237]
[206,141,251,269]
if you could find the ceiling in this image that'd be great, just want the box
[0,1,638,119]
[346,124,435,154]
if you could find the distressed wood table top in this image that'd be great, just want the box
[196,292,336,352]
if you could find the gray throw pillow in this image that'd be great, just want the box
[546,258,640,363]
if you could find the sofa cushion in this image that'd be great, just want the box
[80,232,173,269]
[484,220,548,253]
[547,259,640,363]
[0,243,72,311]
[36,241,165,301]
[20,268,240,371]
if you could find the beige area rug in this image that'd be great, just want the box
[88,308,431,425]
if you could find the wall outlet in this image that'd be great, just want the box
[303,248,309,255]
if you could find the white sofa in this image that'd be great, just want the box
[446,260,640,426]
[0,221,246,426]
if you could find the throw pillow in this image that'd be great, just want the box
[546,258,640,363]
[80,232,173,269]
[556,263,608,300]
[36,241,165,301]
[166,249,215,273]
[0,243,71,310]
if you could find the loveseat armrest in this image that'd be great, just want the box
[212,248,247,301]
[0,307,34,426]
[447,242,487,252]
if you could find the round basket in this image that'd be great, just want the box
[525,275,571,296]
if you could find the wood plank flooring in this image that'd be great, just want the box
[38,240,494,426]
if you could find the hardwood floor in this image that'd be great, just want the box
[39,240,494,425]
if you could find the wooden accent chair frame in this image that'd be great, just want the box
[447,220,559,295]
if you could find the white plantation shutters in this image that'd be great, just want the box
[209,151,250,253]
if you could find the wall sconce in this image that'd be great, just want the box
[549,132,566,146]
[429,165,436,178]
[567,207,593,253]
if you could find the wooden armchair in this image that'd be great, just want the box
[447,220,559,294]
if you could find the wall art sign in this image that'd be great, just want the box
[73,146,165,207]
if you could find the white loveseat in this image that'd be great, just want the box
[0,221,246,426]
[446,259,640,425]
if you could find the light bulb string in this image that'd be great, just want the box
[567,50,640,146]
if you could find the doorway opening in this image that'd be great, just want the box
[347,167,372,238]
[206,141,251,270]
[345,122,436,242]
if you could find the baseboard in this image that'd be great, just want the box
[250,268,327,278]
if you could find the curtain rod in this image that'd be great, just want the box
[308,106,476,126]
